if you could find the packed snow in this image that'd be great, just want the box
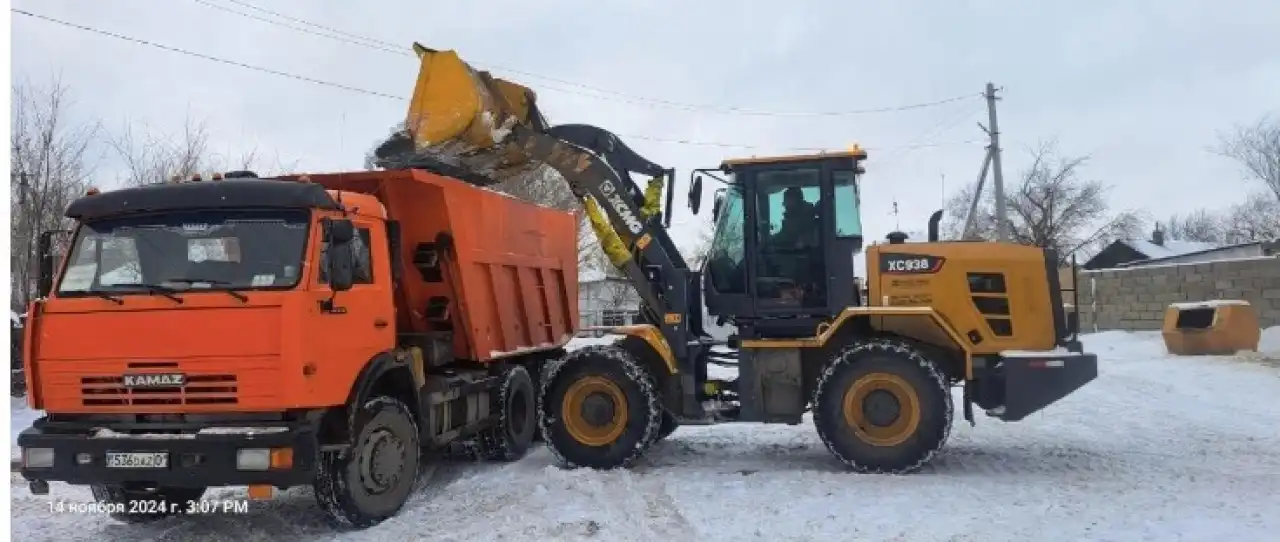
[9,329,1280,541]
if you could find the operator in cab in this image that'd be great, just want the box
[772,186,822,304]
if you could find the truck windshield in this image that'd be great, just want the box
[56,209,311,297]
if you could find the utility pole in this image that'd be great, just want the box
[984,82,1007,242]
[960,152,992,239]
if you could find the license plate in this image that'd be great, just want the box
[105,452,168,469]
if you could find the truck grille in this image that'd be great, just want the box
[80,374,238,406]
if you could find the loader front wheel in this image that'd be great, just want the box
[812,338,952,474]
[539,345,662,469]
[314,396,420,528]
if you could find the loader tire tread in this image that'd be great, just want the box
[538,345,662,470]
[812,337,953,474]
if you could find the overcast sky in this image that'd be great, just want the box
[10,0,1280,255]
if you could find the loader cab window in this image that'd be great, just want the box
[755,168,825,307]
[707,185,747,295]
[318,227,374,285]
[833,170,862,238]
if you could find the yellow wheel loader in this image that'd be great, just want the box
[374,43,1098,473]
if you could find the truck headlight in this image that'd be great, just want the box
[23,448,54,469]
[236,449,271,471]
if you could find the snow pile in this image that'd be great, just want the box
[10,329,1280,541]
[1259,325,1280,359]
[1169,299,1251,309]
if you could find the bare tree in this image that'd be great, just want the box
[942,141,1145,264]
[1216,114,1280,201]
[680,226,715,270]
[109,115,279,186]
[1164,209,1226,244]
[1220,191,1280,244]
[10,76,100,308]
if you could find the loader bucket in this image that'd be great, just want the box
[374,43,547,187]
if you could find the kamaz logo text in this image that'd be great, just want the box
[122,373,186,388]
[599,180,644,235]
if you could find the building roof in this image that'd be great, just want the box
[1124,239,1219,260]
[1117,238,1273,267]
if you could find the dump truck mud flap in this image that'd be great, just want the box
[990,352,1098,422]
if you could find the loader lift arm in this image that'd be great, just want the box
[373,43,712,416]
[505,121,708,370]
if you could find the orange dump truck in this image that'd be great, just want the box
[17,169,579,527]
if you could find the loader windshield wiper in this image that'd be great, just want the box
[111,283,184,304]
[165,278,249,303]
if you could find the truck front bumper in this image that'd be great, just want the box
[981,351,1099,422]
[16,422,319,489]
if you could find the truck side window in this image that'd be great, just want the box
[319,227,374,284]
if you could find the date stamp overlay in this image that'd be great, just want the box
[49,498,251,516]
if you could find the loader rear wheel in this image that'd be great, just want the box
[477,365,537,461]
[539,345,662,469]
[812,338,952,474]
[314,396,420,528]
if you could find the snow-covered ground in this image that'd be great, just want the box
[9,329,1280,541]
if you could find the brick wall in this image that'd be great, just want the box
[1076,256,1280,331]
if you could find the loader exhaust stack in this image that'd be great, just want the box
[373,43,550,187]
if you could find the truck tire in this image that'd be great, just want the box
[90,484,205,523]
[811,338,953,474]
[538,345,662,469]
[314,396,421,528]
[477,365,537,461]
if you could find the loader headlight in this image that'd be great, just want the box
[23,448,54,469]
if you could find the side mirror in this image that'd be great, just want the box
[711,189,725,222]
[326,240,356,292]
[36,230,70,298]
[688,175,704,215]
[324,218,356,292]
[325,218,355,244]
[37,231,57,298]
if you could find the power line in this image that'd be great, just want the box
[191,0,981,117]
[12,8,982,154]
[12,8,402,100]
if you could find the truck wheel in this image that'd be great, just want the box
[478,365,537,461]
[314,396,421,528]
[90,484,205,523]
[539,345,662,469]
[811,338,953,474]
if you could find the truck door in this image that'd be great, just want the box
[309,220,395,392]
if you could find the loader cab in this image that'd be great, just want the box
[703,148,867,338]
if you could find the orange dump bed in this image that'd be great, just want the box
[302,169,580,362]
